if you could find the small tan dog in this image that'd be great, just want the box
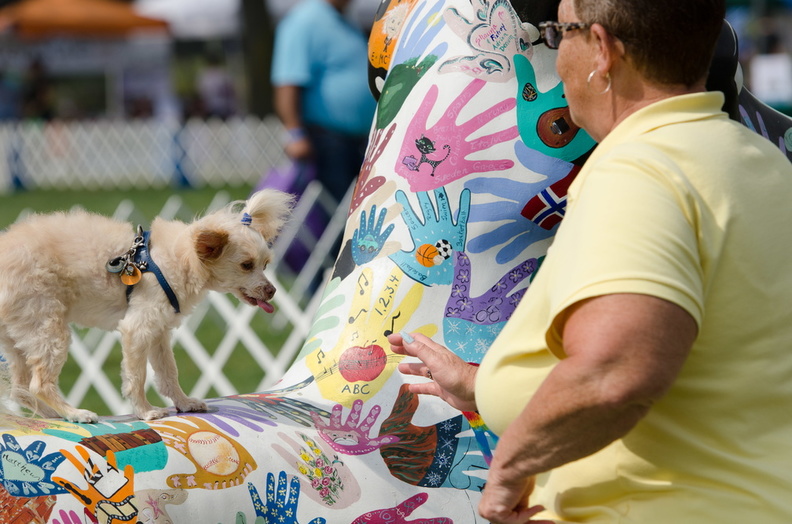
[0,189,293,423]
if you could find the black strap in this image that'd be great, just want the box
[125,230,181,314]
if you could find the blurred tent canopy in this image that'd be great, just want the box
[135,0,239,40]
[0,0,168,38]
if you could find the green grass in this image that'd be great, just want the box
[1,185,300,416]
[0,185,256,229]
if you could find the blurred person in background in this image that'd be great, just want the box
[270,0,376,204]
[21,57,54,121]
[198,51,238,120]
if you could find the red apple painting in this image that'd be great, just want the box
[338,344,388,382]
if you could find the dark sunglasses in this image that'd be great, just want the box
[538,21,590,49]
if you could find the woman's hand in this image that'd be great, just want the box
[478,474,553,524]
[387,331,478,412]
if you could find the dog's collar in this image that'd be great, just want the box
[108,227,181,314]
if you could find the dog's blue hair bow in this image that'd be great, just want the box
[241,212,252,226]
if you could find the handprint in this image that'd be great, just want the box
[305,265,432,405]
[311,399,400,455]
[43,420,168,474]
[376,0,448,128]
[188,398,278,436]
[389,187,469,286]
[149,417,257,490]
[439,0,534,82]
[352,493,452,523]
[515,54,595,162]
[0,434,67,496]
[225,379,332,429]
[273,431,361,508]
[444,251,538,363]
[351,205,396,266]
[350,125,396,215]
[53,447,138,524]
[465,145,580,264]
[397,79,518,191]
[295,278,344,362]
[390,0,446,70]
[137,488,187,524]
[248,472,326,524]
[379,385,489,492]
[0,482,58,523]
[52,508,95,524]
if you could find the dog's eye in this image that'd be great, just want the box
[241,261,255,271]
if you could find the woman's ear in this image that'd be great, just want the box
[590,23,622,74]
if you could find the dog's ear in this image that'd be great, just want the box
[195,230,229,261]
[241,189,295,242]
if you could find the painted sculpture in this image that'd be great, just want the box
[1,1,790,522]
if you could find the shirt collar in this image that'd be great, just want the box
[587,91,726,166]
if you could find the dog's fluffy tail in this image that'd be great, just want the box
[240,189,296,243]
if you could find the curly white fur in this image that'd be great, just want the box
[0,189,294,423]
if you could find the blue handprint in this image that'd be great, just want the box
[391,0,447,69]
[0,434,67,496]
[389,187,470,286]
[376,0,448,129]
[465,145,578,264]
[248,472,326,524]
[444,251,539,363]
[514,54,595,162]
[351,205,395,266]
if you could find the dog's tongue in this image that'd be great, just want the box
[257,299,275,314]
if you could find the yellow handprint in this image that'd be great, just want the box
[53,447,138,524]
[306,265,435,406]
[149,417,257,490]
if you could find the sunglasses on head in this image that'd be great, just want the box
[538,21,590,49]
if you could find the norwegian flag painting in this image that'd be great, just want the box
[521,165,581,230]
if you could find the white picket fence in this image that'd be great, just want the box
[11,187,348,416]
[0,116,287,192]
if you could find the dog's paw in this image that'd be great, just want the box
[64,409,99,424]
[176,397,207,413]
[138,407,172,421]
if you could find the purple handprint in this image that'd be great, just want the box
[444,251,539,363]
[397,79,518,192]
[352,493,452,523]
[311,399,400,455]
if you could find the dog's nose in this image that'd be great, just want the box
[263,282,276,299]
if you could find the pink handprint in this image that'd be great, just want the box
[397,79,518,192]
[350,125,396,215]
[352,493,452,523]
[311,399,400,455]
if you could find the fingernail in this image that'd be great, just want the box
[399,331,415,344]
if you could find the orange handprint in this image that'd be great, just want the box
[53,447,138,524]
[150,417,257,490]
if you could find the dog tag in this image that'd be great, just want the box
[106,257,125,274]
[120,265,141,286]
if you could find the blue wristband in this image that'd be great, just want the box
[286,127,307,142]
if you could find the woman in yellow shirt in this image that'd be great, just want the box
[390,0,792,522]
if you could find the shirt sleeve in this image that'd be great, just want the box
[544,144,705,356]
[270,11,314,87]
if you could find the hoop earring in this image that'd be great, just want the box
[587,70,612,95]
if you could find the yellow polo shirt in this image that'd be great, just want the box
[476,92,792,522]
